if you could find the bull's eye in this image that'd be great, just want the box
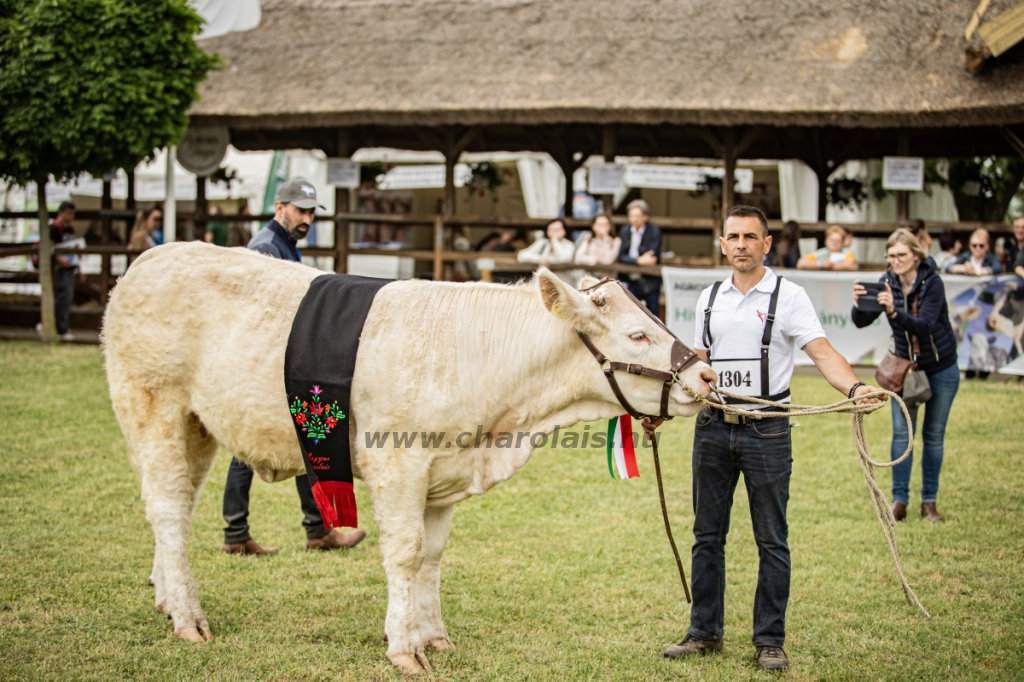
[630,332,646,342]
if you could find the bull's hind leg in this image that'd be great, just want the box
[131,402,219,642]
[367,456,433,674]
[418,503,455,652]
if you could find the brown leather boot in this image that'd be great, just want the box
[306,528,366,551]
[664,634,724,659]
[892,501,907,521]
[921,502,944,522]
[221,538,279,555]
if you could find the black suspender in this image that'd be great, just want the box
[760,276,783,397]
[703,275,786,401]
[703,281,723,362]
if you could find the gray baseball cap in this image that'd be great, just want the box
[274,177,324,210]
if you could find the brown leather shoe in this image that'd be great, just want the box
[306,528,366,551]
[921,502,944,522]
[221,539,279,555]
[755,645,789,671]
[664,634,723,659]
[892,501,907,521]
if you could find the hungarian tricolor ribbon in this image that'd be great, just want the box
[607,414,640,479]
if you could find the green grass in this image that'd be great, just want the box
[1,341,1022,681]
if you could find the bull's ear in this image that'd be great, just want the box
[536,269,598,329]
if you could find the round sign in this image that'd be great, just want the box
[177,126,230,177]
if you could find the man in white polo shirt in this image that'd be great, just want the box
[661,206,883,671]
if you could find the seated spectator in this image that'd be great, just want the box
[933,229,962,272]
[908,219,932,254]
[617,199,662,312]
[228,203,253,247]
[204,205,229,246]
[768,220,801,268]
[475,230,516,253]
[573,214,621,266]
[797,225,857,270]
[517,219,576,267]
[128,208,163,251]
[946,228,1002,275]
[1004,216,1024,273]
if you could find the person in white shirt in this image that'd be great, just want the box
[658,205,883,672]
[517,219,576,277]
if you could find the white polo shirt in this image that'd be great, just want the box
[694,268,825,404]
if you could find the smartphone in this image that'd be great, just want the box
[858,282,886,312]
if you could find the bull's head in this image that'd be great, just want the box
[536,270,714,418]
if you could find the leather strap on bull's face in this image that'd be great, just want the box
[575,278,701,421]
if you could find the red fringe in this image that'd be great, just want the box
[310,480,357,530]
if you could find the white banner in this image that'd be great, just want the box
[376,164,472,190]
[327,158,361,188]
[624,164,754,193]
[882,157,924,191]
[587,164,626,194]
[663,268,980,366]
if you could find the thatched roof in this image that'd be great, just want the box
[190,0,1024,131]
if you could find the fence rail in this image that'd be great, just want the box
[0,211,998,292]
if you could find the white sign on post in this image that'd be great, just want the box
[327,158,361,188]
[587,164,626,194]
[624,164,754,193]
[882,157,925,191]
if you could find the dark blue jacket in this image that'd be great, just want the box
[247,219,301,262]
[617,221,662,288]
[851,257,958,374]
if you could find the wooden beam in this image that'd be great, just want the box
[896,132,910,221]
[334,129,351,273]
[100,179,112,302]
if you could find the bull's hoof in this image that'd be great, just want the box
[174,623,214,643]
[426,637,454,652]
[388,652,431,675]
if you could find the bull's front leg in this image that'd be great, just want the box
[418,503,455,652]
[369,454,433,674]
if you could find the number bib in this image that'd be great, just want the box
[709,358,760,397]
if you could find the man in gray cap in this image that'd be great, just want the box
[220,177,366,555]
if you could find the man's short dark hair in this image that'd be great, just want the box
[938,229,959,252]
[725,205,768,237]
[57,201,76,213]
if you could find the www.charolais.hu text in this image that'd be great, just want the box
[363,425,660,449]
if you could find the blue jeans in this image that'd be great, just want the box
[689,409,792,647]
[890,362,960,505]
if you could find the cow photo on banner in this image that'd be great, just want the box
[949,275,1024,376]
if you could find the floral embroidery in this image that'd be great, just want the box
[290,385,344,445]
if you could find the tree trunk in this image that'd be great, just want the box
[35,177,57,344]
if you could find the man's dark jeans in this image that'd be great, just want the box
[53,268,75,335]
[688,408,792,647]
[222,458,328,543]
[625,277,661,316]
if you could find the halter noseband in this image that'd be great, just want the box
[575,278,701,421]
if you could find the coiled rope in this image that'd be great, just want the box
[651,384,929,619]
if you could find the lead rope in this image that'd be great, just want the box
[658,383,930,619]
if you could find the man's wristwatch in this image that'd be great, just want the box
[848,382,865,400]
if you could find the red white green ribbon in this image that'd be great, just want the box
[607,414,640,479]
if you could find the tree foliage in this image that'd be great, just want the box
[0,0,218,185]
[946,156,1024,223]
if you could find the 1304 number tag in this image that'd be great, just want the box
[709,358,761,397]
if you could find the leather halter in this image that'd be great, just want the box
[575,278,701,421]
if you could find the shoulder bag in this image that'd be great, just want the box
[874,283,932,407]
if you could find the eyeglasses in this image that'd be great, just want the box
[886,252,912,261]
[970,243,987,249]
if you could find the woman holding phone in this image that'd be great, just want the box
[851,229,959,522]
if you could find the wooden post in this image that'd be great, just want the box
[333,129,351,273]
[100,179,112,302]
[896,132,910,221]
[433,215,445,282]
[192,175,207,242]
[35,177,56,343]
[601,126,616,214]
[716,130,737,267]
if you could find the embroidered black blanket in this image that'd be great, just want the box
[285,273,390,529]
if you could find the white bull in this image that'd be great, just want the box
[102,242,713,674]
